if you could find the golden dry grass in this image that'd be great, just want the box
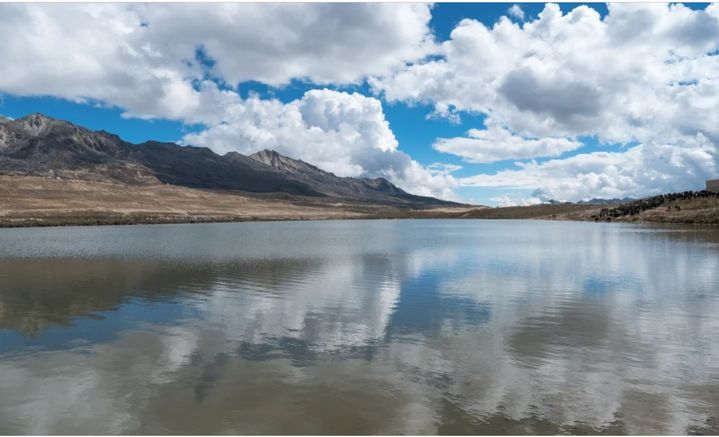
[0,176,362,226]
[2,176,716,227]
[0,176,474,227]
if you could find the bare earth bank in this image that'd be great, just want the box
[458,197,719,225]
[1,176,717,227]
[0,176,476,227]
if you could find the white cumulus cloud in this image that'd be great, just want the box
[4,3,719,202]
[182,88,460,200]
[133,3,436,87]
[0,3,435,117]
[0,3,461,200]
[508,5,525,21]
[462,134,719,202]
[434,123,582,163]
[372,3,719,200]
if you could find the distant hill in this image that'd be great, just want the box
[0,113,458,207]
[249,149,456,207]
[456,190,719,225]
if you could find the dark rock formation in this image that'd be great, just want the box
[598,190,719,220]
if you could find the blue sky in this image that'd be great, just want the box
[1,3,717,205]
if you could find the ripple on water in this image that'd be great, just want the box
[0,220,718,434]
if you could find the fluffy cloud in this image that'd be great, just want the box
[374,3,719,141]
[373,3,719,200]
[4,3,719,202]
[0,3,435,119]
[508,5,525,21]
[434,123,582,163]
[136,3,435,87]
[462,134,719,202]
[0,3,459,199]
[183,88,460,200]
[489,195,543,207]
[0,4,187,118]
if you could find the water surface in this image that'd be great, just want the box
[0,220,718,434]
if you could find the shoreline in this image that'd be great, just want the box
[0,208,477,229]
[1,176,718,229]
[3,208,718,229]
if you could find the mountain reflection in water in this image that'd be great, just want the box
[0,220,718,434]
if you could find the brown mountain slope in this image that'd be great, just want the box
[249,149,460,207]
[0,113,459,207]
[0,113,318,195]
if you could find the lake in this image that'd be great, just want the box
[0,220,718,434]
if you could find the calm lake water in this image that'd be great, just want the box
[0,220,718,435]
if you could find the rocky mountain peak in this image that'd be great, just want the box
[251,149,290,165]
[365,177,394,191]
[17,113,55,133]
[247,148,456,206]
[6,113,76,138]
[0,112,129,158]
[252,149,281,158]
[249,149,324,174]
[1,114,458,207]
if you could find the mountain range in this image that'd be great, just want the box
[0,113,457,208]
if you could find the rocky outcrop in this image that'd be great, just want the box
[598,190,719,219]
